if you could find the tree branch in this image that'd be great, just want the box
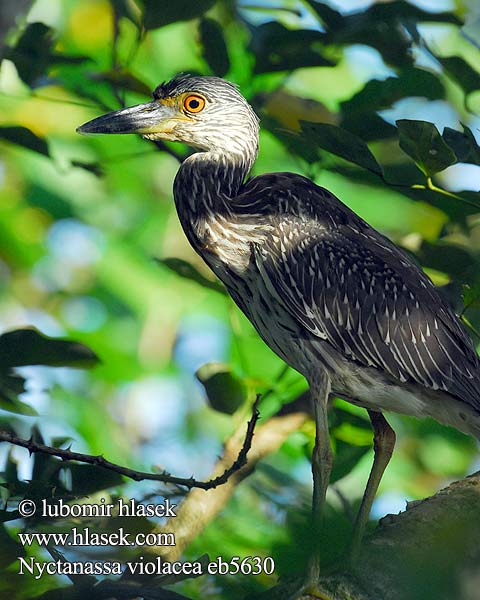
[265,471,480,600]
[154,410,310,560]
[0,396,261,491]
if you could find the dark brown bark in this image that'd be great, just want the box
[266,472,480,600]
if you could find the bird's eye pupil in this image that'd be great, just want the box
[189,99,199,109]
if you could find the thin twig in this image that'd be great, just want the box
[152,139,185,163]
[0,396,261,491]
[154,409,309,560]
[461,315,480,341]
[386,175,480,211]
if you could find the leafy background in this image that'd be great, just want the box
[0,0,479,598]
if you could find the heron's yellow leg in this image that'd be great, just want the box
[349,410,396,563]
[305,373,333,590]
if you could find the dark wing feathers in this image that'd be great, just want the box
[240,173,480,409]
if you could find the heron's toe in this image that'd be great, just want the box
[290,584,335,600]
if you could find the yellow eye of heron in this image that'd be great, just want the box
[183,95,205,113]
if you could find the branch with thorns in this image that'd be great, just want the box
[0,396,261,491]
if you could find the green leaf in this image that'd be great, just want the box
[300,121,383,175]
[71,160,104,177]
[0,126,49,156]
[340,112,397,142]
[31,426,61,484]
[462,282,480,311]
[417,240,475,280]
[200,18,230,77]
[443,125,480,166]
[330,441,370,484]
[397,119,457,176]
[308,0,460,27]
[112,0,141,28]
[4,22,86,88]
[4,22,54,86]
[0,509,21,524]
[249,22,334,74]
[4,448,19,483]
[0,371,25,396]
[156,257,227,295]
[307,1,460,68]
[341,68,444,114]
[141,0,215,30]
[90,70,152,96]
[435,56,480,96]
[269,126,321,164]
[364,0,460,24]
[304,1,343,29]
[0,524,25,569]
[0,372,37,416]
[196,363,245,414]
[0,328,99,369]
[67,463,124,494]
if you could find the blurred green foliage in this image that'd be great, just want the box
[0,0,479,598]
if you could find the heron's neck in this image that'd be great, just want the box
[174,149,256,216]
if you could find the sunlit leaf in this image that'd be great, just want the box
[418,435,472,475]
[259,89,337,133]
[397,119,457,176]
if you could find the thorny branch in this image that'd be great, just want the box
[0,395,261,491]
[154,407,310,561]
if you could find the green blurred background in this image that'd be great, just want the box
[0,0,479,598]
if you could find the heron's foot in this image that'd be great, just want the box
[346,531,363,568]
[346,410,395,569]
[289,582,335,600]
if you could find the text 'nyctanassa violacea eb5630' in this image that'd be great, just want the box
[78,74,480,596]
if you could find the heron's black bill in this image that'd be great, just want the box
[76,101,172,135]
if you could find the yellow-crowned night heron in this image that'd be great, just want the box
[78,74,480,592]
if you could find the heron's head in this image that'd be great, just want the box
[77,74,259,156]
